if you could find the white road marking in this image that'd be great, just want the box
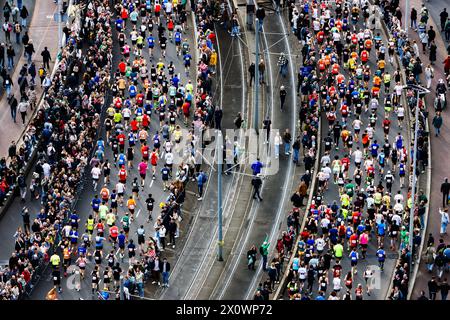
[149,180,154,188]
[136,209,141,218]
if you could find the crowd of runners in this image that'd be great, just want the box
[248,0,438,301]
[1,0,222,300]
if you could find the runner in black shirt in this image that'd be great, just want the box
[145,193,155,222]
[333,123,342,149]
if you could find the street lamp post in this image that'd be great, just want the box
[403,84,430,281]
[254,18,260,137]
[58,0,63,47]
[405,0,409,34]
[217,130,224,261]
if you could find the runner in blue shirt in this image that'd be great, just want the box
[69,229,79,247]
[370,140,379,158]
[174,31,182,55]
[349,248,359,274]
[69,212,79,229]
[115,18,124,32]
[97,139,105,151]
[183,52,192,74]
[377,219,386,247]
[91,195,101,215]
[329,225,339,245]
[78,244,87,257]
[377,151,386,174]
[95,235,105,251]
[117,153,126,167]
[129,84,137,98]
[118,231,126,262]
[128,132,135,147]
[96,148,105,163]
[399,161,406,188]
[147,35,155,57]
[376,245,386,271]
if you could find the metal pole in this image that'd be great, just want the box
[254,18,260,136]
[58,0,63,48]
[405,0,409,34]
[119,275,124,300]
[217,130,224,261]
[409,89,420,277]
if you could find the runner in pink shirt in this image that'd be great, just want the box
[359,230,370,259]
[138,160,148,187]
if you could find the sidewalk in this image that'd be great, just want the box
[0,0,37,87]
[0,0,58,158]
[400,0,450,299]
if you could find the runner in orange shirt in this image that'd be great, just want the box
[100,185,110,202]
[127,196,137,221]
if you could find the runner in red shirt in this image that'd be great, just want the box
[349,232,359,249]
[382,118,391,137]
[142,114,150,129]
[118,166,127,184]
[136,92,144,107]
[141,143,150,162]
[130,118,139,135]
[341,155,350,179]
[109,225,119,244]
[360,50,369,64]
[96,221,105,238]
[150,149,158,179]
[121,7,128,21]
[117,132,126,153]
[118,60,126,75]
[331,63,340,75]
[317,30,325,44]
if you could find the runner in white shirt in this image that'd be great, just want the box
[352,148,363,167]
[313,19,321,32]
[366,125,374,139]
[367,196,375,209]
[298,265,307,288]
[393,200,404,214]
[91,164,101,190]
[165,152,174,171]
[394,191,404,204]
[315,236,326,254]
[396,106,405,128]
[320,153,331,167]
[392,213,402,225]
[375,212,384,225]
[322,165,332,189]
[332,277,342,292]
[115,182,126,206]
[165,1,173,15]
[122,107,132,128]
[352,118,362,141]
[394,83,403,97]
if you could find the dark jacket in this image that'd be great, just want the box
[251,176,262,189]
[161,261,171,273]
[256,8,265,20]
